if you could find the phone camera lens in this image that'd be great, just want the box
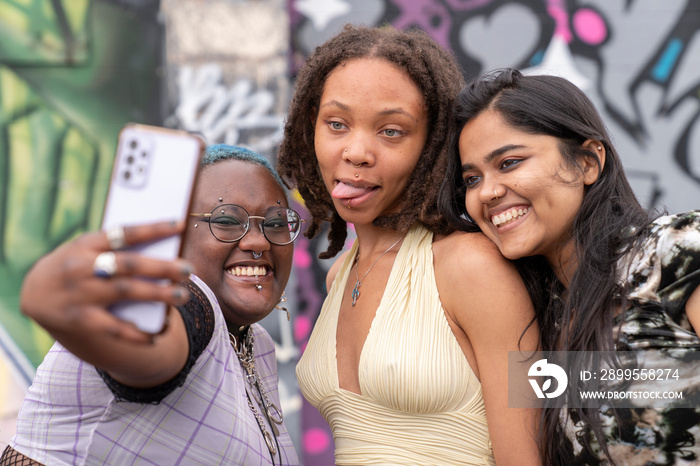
[129,139,138,150]
[126,155,134,164]
[123,171,131,180]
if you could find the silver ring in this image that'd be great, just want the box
[106,227,126,250]
[93,252,118,279]
[252,251,262,259]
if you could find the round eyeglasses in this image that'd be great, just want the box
[190,204,304,245]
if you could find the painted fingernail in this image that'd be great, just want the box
[180,262,193,276]
[172,286,189,301]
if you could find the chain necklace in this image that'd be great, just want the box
[351,235,404,306]
[229,329,284,461]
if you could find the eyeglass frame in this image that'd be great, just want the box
[189,203,304,246]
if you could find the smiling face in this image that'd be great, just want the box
[459,109,599,273]
[182,159,294,329]
[314,57,428,226]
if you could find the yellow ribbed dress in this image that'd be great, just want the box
[296,224,495,465]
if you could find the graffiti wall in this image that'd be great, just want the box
[0,0,166,447]
[289,0,700,463]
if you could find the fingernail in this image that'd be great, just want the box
[172,286,189,301]
[180,262,193,276]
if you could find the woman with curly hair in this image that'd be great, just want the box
[279,25,541,465]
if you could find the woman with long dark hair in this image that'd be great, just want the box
[441,68,700,464]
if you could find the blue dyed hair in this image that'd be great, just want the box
[202,144,285,191]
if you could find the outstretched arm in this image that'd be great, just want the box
[435,232,542,465]
[20,221,193,388]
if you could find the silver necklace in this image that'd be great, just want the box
[229,330,283,459]
[351,235,404,306]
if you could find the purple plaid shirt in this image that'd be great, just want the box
[11,275,299,465]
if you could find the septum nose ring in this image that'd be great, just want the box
[252,251,262,259]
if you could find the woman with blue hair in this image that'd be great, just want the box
[2,145,301,465]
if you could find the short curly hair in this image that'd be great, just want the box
[277,24,465,259]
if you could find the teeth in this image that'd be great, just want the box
[492,207,530,227]
[228,266,268,277]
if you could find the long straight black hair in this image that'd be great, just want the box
[439,69,652,464]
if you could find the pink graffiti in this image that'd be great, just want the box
[304,427,332,454]
[572,8,607,45]
[293,243,312,268]
[390,0,452,49]
[391,0,499,50]
[294,314,313,342]
[546,0,572,43]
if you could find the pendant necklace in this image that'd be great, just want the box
[351,235,404,306]
[229,329,284,463]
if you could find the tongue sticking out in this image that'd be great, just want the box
[332,182,373,199]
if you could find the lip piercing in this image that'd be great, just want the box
[355,173,359,178]
[347,199,352,209]
[252,251,262,259]
[255,285,262,291]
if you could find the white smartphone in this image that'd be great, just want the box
[101,123,205,333]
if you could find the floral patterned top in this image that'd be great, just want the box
[567,211,700,465]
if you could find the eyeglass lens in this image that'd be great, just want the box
[208,205,300,245]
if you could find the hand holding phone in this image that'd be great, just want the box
[101,124,204,333]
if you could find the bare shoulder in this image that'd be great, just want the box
[326,250,351,291]
[433,230,512,277]
[433,231,528,321]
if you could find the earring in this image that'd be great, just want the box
[276,292,290,321]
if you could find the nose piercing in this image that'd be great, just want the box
[355,173,359,178]
[494,189,499,200]
[252,251,262,259]
[344,148,348,152]
[350,162,362,168]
